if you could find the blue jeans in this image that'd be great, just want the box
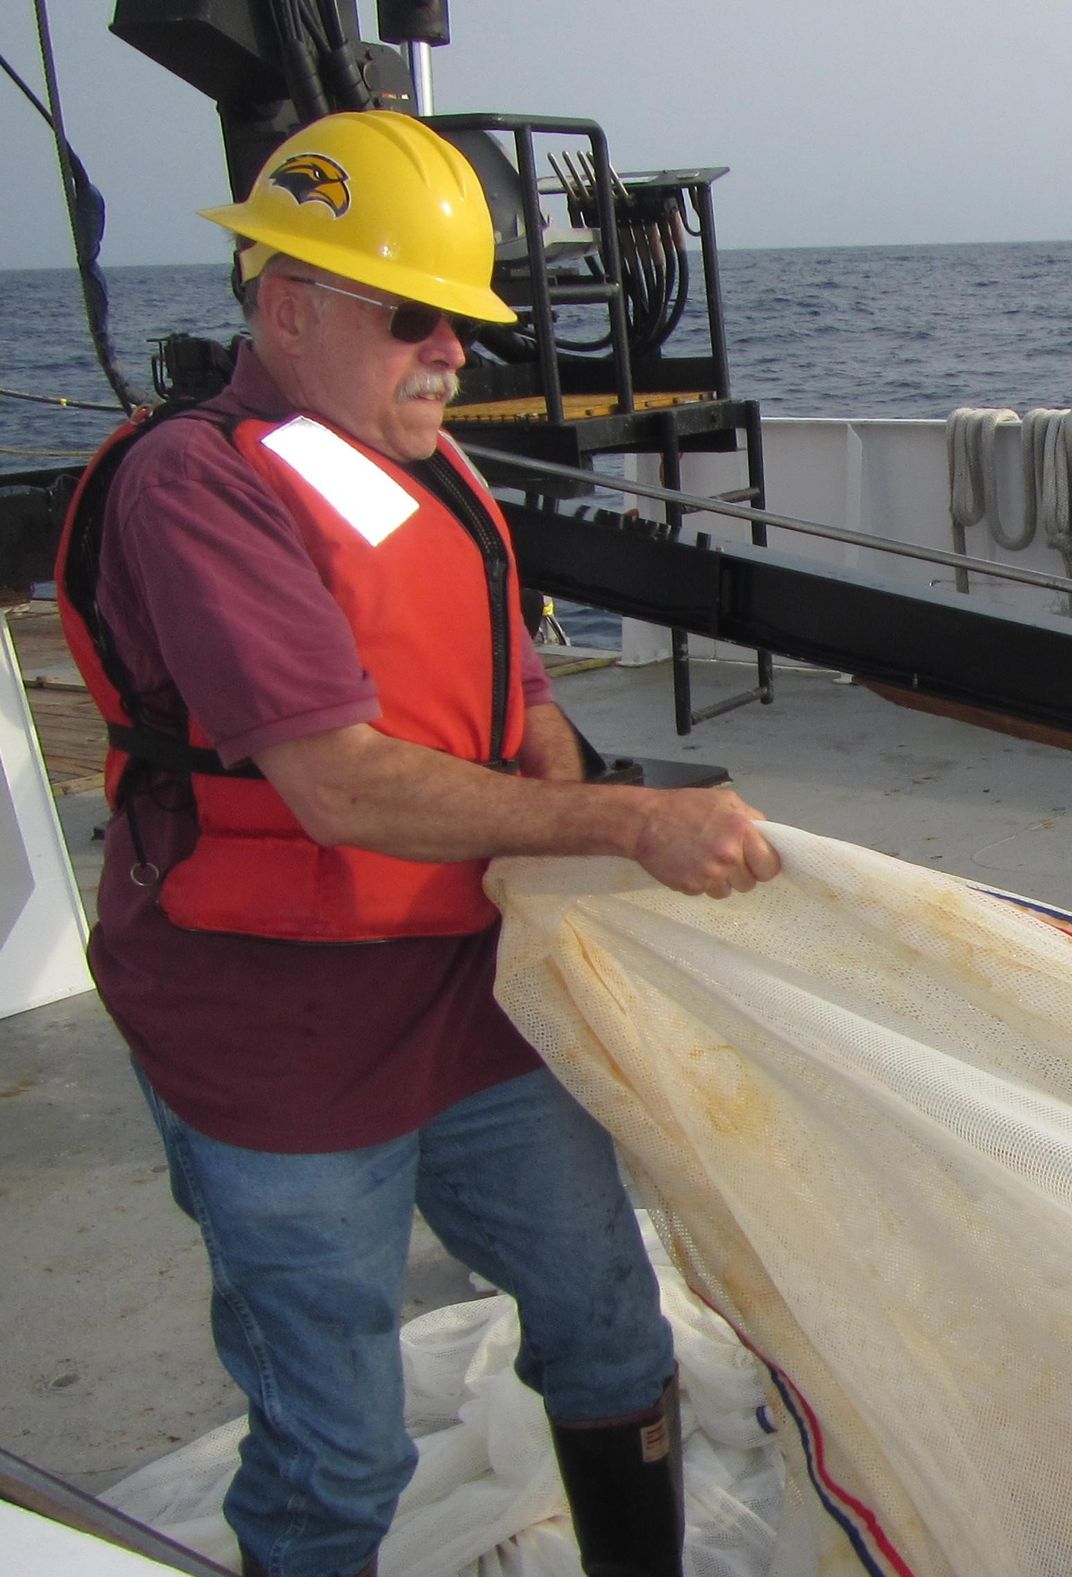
[135,1065,674,1577]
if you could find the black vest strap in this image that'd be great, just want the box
[67,401,265,792]
[107,723,264,779]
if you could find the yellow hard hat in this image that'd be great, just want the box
[199,111,516,324]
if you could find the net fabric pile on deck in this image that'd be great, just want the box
[485,824,1072,1577]
[105,1221,786,1576]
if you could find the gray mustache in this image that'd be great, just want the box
[397,371,460,403]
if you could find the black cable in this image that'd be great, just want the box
[626,222,662,357]
[274,0,303,39]
[618,223,646,344]
[314,0,349,49]
[0,383,121,412]
[542,255,615,354]
[0,48,50,119]
[313,0,374,109]
[268,0,331,117]
[640,221,675,356]
[297,0,331,52]
[657,207,691,344]
[470,322,541,363]
[29,1,147,414]
[681,192,703,238]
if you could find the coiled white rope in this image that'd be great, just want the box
[1022,408,1072,557]
[946,406,1026,549]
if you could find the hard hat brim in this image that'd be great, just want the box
[198,203,518,325]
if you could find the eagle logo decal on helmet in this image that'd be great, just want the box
[268,153,350,217]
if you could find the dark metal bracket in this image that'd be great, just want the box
[502,496,1072,737]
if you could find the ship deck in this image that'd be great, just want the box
[4,602,613,804]
[4,613,1072,1511]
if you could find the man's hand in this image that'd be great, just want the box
[632,787,781,898]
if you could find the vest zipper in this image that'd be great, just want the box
[417,453,511,765]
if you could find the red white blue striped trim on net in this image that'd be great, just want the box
[970,881,1072,934]
[685,1282,917,1577]
[682,877,1072,1575]
[763,1355,917,1577]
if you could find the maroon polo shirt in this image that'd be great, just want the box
[88,345,546,1151]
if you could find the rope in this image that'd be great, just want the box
[946,406,1027,549]
[1022,409,1072,555]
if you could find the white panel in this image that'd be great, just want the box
[0,710,33,940]
[619,419,1072,665]
[0,1500,180,1575]
[0,615,92,1019]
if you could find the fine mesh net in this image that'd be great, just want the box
[104,824,1072,1575]
[486,823,1072,1577]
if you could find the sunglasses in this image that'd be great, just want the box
[280,276,483,350]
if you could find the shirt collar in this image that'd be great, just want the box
[223,340,293,419]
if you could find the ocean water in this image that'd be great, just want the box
[5,241,1072,639]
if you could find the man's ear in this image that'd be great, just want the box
[257,272,315,354]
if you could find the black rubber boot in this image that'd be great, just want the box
[548,1372,684,1577]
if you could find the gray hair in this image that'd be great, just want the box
[239,251,294,321]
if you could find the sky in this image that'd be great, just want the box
[3,0,1072,270]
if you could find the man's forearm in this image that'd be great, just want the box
[260,723,640,860]
[255,723,781,899]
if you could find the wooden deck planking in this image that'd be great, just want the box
[4,605,612,799]
[6,604,106,794]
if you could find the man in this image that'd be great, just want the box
[58,111,779,1577]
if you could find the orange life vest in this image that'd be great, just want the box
[56,409,527,942]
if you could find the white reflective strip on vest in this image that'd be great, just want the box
[260,417,419,546]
